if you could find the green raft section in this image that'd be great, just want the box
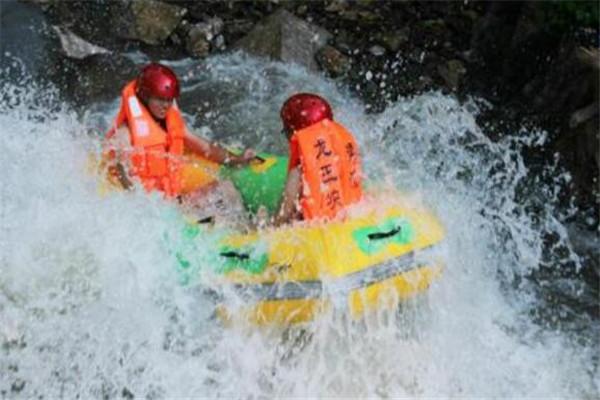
[219,153,289,215]
[172,153,289,283]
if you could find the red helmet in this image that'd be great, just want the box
[136,63,180,100]
[280,93,333,132]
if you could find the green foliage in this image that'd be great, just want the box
[543,0,599,31]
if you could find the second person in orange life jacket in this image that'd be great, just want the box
[273,93,363,226]
[104,63,256,221]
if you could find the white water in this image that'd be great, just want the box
[1,54,597,398]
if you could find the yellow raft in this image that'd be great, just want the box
[177,191,445,326]
[92,151,445,325]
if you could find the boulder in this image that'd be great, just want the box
[368,45,386,57]
[48,53,138,106]
[419,19,448,38]
[316,45,352,77]
[214,34,226,50]
[187,17,224,41]
[234,8,331,71]
[0,0,54,77]
[52,25,111,60]
[186,26,211,58]
[119,0,186,45]
[553,45,600,203]
[44,0,130,51]
[380,28,410,53]
[184,17,225,57]
[471,2,524,74]
[331,30,355,55]
[21,0,53,7]
[325,0,347,13]
[206,17,225,39]
[569,47,599,132]
[566,222,600,280]
[437,59,466,89]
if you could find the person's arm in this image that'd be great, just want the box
[184,132,255,166]
[113,162,133,190]
[273,166,302,226]
[102,125,134,190]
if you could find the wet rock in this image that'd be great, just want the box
[437,59,466,90]
[214,34,226,50]
[184,17,225,57]
[380,28,410,53]
[316,45,352,77]
[121,387,135,399]
[49,53,138,106]
[187,17,223,41]
[566,222,600,278]
[505,5,553,89]
[332,30,355,55]
[235,8,331,72]
[414,75,434,92]
[368,45,386,57]
[419,18,447,37]
[22,0,53,9]
[0,0,55,77]
[186,27,211,58]
[188,21,213,41]
[361,9,381,20]
[540,45,598,113]
[571,115,600,182]
[406,48,426,64]
[120,0,187,45]
[206,17,225,40]
[471,3,517,69]
[576,46,600,73]
[226,19,255,37]
[325,1,348,14]
[186,1,211,21]
[462,9,480,25]
[177,18,192,34]
[11,379,25,394]
[552,45,600,203]
[52,25,111,60]
[468,2,598,209]
[338,10,359,22]
[296,4,308,16]
[570,101,599,129]
[168,31,182,46]
[37,0,127,51]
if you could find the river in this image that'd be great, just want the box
[0,2,598,398]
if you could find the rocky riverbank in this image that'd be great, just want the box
[6,1,600,227]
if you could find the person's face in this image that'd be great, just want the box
[146,96,173,120]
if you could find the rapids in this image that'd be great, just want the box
[0,54,597,398]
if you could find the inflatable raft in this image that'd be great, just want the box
[173,154,445,325]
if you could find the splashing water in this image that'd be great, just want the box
[1,54,597,398]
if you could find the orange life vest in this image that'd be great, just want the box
[105,80,186,197]
[288,119,363,220]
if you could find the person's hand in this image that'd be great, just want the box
[241,148,256,162]
[234,148,258,166]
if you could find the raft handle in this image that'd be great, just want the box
[197,216,215,225]
[367,226,402,240]
[220,251,250,260]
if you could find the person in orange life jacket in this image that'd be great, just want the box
[273,93,363,226]
[103,63,256,212]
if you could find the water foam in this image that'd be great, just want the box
[0,54,597,398]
